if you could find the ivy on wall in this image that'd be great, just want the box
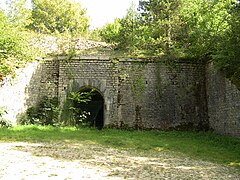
[131,63,145,99]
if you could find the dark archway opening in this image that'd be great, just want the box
[76,87,104,129]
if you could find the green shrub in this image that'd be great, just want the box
[0,107,12,128]
[61,89,96,127]
[19,96,59,126]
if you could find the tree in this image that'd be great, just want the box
[99,18,121,43]
[115,0,235,59]
[117,4,139,51]
[137,0,183,55]
[0,2,38,79]
[109,0,184,56]
[114,1,150,52]
[212,0,240,85]
[29,0,90,35]
[178,0,232,59]
[5,0,32,28]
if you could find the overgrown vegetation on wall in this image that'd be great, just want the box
[2,0,239,84]
[18,90,95,127]
[97,0,240,86]
[1,0,240,132]
[18,96,59,126]
[61,89,96,127]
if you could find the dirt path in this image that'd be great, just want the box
[0,142,239,179]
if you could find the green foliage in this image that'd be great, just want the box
[6,0,32,28]
[98,18,121,43]
[88,28,102,41]
[61,89,96,127]
[68,90,95,104]
[113,0,235,59]
[117,4,140,52]
[69,89,96,126]
[138,0,183,54]
[100,0,240,86]
[29,0,89,35]
[0,5,39,78]
[131,64,145,98]
[0,107,12,128]
[0,0,89,79]
[19,96,59,126]
[98,3,144,53]
[178,0,232,58]
[212,1,240,86]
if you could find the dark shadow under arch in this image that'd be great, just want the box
[78,87,104,129]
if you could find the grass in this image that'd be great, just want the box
[0,125,239,168]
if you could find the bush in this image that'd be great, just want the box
[0,107,12,128]
[19,96,60,126]
[60,89,96,127]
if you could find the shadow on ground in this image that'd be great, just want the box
[11,142,240,179]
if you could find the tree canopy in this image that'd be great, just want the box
[0,0,90,78]
[0,7,35,79]
[97,0,240,85]
[29,0,90,34]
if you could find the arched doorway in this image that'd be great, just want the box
[77,87,104,129]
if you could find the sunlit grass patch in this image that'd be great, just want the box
[0,125,239,168]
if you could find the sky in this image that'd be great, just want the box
[0,0,139,29]
[78,0,139,29]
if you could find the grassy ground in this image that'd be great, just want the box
[0,125,239,168]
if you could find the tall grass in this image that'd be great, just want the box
[0,125,239,168]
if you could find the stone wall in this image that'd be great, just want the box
[117,59,208,130]
[55,57,207,130]
[0,58,59,124]
[0,62,40,124]
[206,63,240,137]
[1,56,239,137]
[25,58,59,107]
[58,56,118,125]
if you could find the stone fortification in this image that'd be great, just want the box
[207,63,240,137]
[0,56,239,137]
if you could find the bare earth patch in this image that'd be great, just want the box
[0,142,239,179]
